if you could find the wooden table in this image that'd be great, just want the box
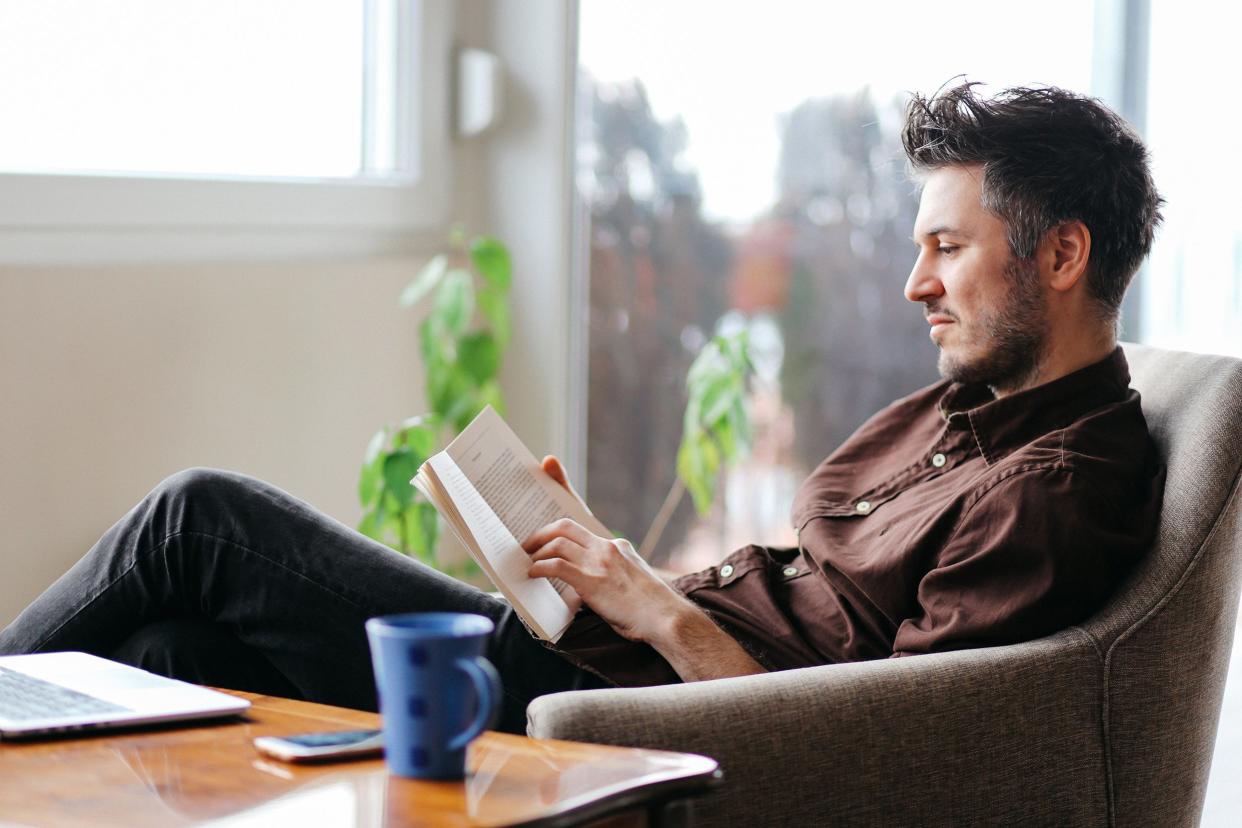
[0,691,721,827]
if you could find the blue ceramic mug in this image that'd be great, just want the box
[365,612,502,779]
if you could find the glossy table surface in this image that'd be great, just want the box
[0,691,720,827]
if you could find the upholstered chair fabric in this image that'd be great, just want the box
[527,344,1242,827]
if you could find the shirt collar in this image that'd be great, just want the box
[937,346,1132,465]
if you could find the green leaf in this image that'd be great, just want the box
[399,255,448,308]
[419,317,441,364]
[477,378,505,415]
[371,500,388,541]
[403,508,427,559]
[358,509,379,540]
[685,349,717,391]
[398,412,437,430]
[358,427,390,506]
[674,327,756,515]
[428,364,473,420]
[359,457,383,506]
[715,418,738,461]
[363,426,388,465]
[396,421,438,461]
[383,449,420,508]
[478,287,510,347]
[697,372,737,427]
[728,397,752,455]
[683,395,701,434]
[470,236,511,291]
[447,391,484,433]
[458,332,501,383]
[433,270,475,336]
[677,429,720,515]
[378,494,403,547]
[418,502,439,559]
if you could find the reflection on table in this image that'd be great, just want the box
[0,691,720,827]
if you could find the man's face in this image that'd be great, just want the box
[905,165,1047,393]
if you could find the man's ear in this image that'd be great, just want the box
[1044,220,1091,292]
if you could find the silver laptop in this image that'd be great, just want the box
[0,651,250,738]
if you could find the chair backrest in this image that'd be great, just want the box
[1078,343,1242,826]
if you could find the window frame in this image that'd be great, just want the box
[0,0,453,262]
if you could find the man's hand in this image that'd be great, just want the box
[540,455,589,514]
[522,518,683,644]
[527,456,768,681]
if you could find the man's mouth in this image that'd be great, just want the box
[925,312,956,338]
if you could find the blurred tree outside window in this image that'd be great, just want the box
[575,1,1094,571]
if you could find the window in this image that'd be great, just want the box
[575,7,1239,823]
[1139,3,1242,358]
[576,0,1096,572]
[0,0,452,258]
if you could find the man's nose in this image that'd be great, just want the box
[904,252,943,304]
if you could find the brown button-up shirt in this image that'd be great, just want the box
[558,347,1164,686]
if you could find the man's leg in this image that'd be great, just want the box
[0,468,606,730]
[111,618,305,699]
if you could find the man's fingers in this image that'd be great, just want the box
[528,557,575,582]
[542,455,586,504]
[528,536,585,564]
[522,517,596,552]
[542,455,569,488]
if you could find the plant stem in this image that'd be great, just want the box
[396,500,410,555]
[638,476,686,560]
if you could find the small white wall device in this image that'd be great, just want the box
[458,48,504,137]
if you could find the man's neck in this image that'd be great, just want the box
[993,330,1116,398]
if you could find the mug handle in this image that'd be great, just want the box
[449,656,502,751]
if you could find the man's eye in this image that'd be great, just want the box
[938,245,959,256]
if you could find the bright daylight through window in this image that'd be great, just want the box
[0,0,398,180]
[577,0,1095,572]
[577,4,1240,821]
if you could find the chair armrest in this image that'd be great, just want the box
[528,633,1108,826]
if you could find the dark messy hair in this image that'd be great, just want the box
[902,80,1163,321]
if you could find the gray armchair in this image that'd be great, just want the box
[527,344,1242,826]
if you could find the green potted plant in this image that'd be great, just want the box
[357,228,511,570]
[639,328,755,557]
[359,229,754,571]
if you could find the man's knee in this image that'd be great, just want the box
[153,467,246,507]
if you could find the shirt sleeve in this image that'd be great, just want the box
[891,466,1127,658]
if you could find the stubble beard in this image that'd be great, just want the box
[935,257,1048,394]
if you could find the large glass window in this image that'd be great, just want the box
[0,0,448,254]
[1140,3,1242,358]
[576,1,1094,571]
[0,1,359,179]
[0,0,413,180]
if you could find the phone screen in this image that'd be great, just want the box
[279,729,382,747]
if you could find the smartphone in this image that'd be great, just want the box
[253,729,385,763]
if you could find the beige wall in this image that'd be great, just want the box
[0,0,579,628]
[0,258,427,624]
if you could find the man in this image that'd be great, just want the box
[0,82,1165,733]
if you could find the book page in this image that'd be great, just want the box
[443,406,610,541]
[419,406,611,641]
[425,452,575,641]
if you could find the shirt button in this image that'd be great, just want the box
[719,564,734,578]
[932,453,947,468]
[782,566,799,577]
[855,501,872,514]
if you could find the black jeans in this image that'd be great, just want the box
[0,468,607,733]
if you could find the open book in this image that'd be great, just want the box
[411,406,610,642]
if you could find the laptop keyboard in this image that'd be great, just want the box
[0,665,130,721]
